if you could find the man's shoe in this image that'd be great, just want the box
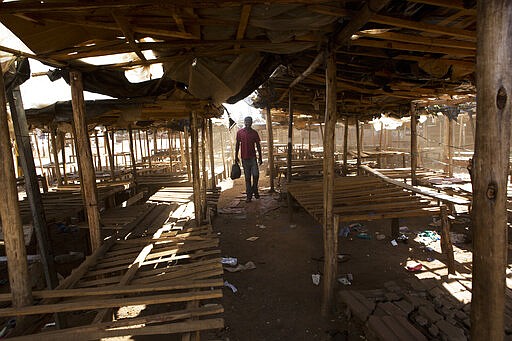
[246,198,252,203]
[254,193,260,199]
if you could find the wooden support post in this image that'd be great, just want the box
[145,130,152,168]
[60,132,68,185]
[94,130,102,171]
[180,131,186,172]
[439,206,455,274]
[127,125,137,183]
[32,132,45,179]
[167,129,172,169]
[208,119,216,189]
[184,126,192,181]
[356,118,361,175]
[220,129,227,179]
[287,88,294,222]
[50,126,62,186]
[411,103,418,185]
[137,130,143,164]
[343,116,349,175]
[391,217,399,239]
[7,86,59,292]
[201,119,208,221]
[322,45,338,316]
[190,113,202,225]
[0,66,32,308]
[266,106,275,192]
[308,122,312,153]
[468,110,475,140]
[448,118,454,177]
[153,128,158,158]
[319,122,324,144]
[70,71,101,252]
[104,128,115,180]
[471,1,512,339]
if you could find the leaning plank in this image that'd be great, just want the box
[361,165,470,205]
[0,290,222,316]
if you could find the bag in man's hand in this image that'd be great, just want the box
[230,162,241,180]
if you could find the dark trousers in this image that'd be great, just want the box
[242,158,259,198]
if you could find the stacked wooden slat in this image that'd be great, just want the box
[1,187,224,340]
[288,176,440,223]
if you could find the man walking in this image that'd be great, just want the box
[235,116,262,202]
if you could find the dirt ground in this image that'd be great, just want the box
[207,174,472,341]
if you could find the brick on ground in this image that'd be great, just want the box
[436,319,467,341]
[338,290,376,322]
[367,315,427,341]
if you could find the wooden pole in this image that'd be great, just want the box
[201,119,208,220]
[287,88,294,222]
[184,126,192,181]
[153,128,158,158]
[50,126,62,186]
[94,130,102,171]
[167,129,172,169]
[308,122,312,153]
[104,128,115,180]
[7,86,59,294]
[471,1,512,339]
[411,103,418,185]
[343,116,349,175]
[208,119,216,189]
[127,125,137,183]
[190,113,202,225]
[145,130,152,168]
[220,129,227,179]
[266,106,275,192]
[70,71,101,252]
[32,132,45,178]
[319,122,324,144]
[0,66,32,308]
[356,118,361,175]
[322,44,338,316]
[60,132,68,185]
[137,130,143,164]
[180,131,186,172]
[448,118,454,177]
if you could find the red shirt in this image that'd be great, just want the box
[237,127,260,159]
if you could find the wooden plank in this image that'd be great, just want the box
[0,290,223,317]
[411,103,418,185]
[11,305,223,341]
[190,112,202,225]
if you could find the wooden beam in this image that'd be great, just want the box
[50,126,62,186]
[7,86,59,292]
[343,116,349,175]
[184,126,192,182]
[355,119,361,174]
[0,65,32,308]
[287,88,294,222]
[190,113,202,225]
[111,11,147,61]
[235,4,251,49]
[201,119,208,220]
[94,130,102,171]
[266,106,275,192]
[321,44,338,316]
[447,118,453,177]
[355,31,475,50]
[407,0,475,12]
[70,71,101,251]
[410,103,418,185]
[60,132,68,184]
[208,119,216,189]
[471,1,512,339]
[127,125,137,182]
[104,128,115,180]
[370,14,475,39]
[349,38,474,56]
